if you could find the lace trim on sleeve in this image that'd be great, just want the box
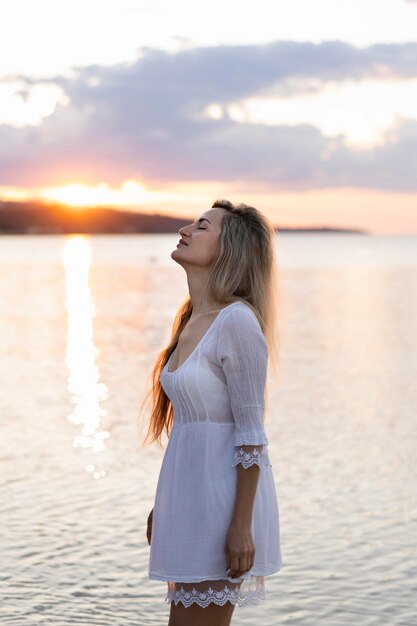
[232,446,272,469]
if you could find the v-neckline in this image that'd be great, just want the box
[165,301,242,374]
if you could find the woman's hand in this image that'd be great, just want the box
[224,522,255,579]
[147,508,153,546]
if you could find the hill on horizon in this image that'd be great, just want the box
[0,199,368,235]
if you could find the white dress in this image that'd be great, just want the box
[148,300,283,608]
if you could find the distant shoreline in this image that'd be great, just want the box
[0,228,369,235]
[0,200,369,235]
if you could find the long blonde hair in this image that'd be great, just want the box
[139,198,281,448]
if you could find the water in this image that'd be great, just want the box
[1,233,416,625]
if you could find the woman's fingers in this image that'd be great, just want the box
[227,556,244,579]
[227,554,254,578]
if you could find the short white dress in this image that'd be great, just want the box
[148,300,283,608]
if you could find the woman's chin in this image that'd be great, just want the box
[170,249,183,263]
[171,246,186,257]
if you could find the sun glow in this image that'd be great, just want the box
[40,180,151,208]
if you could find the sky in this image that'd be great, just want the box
[0,0,416,234]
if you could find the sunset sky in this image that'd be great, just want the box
[0,0,416,234]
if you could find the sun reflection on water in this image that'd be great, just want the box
[62,236,109,476]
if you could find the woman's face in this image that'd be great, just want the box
[172,207,226,268]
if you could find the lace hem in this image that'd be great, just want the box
[232,446,272,469]
[165,575,266,608]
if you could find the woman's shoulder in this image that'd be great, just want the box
[216,301,268,362]
[220,300,262,328]
[217,302,266,349]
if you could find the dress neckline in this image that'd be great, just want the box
[165,301,243,374]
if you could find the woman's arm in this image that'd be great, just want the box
[230,452,261,527]
[217,307,272,578]
[225,457,261,579]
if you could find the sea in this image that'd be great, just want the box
[1,233,416,626]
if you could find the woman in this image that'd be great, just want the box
[141,198,283,626]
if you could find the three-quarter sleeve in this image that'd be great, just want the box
[216,305,272,469]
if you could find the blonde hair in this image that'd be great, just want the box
[139,198,281,448]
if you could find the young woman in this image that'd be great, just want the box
[141,198,283,626]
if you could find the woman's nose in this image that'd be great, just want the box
[179,226,191,237]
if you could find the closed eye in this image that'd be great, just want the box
[198,227,206,230]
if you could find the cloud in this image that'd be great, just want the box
[1,40,417,192]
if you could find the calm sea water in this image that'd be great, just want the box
[1,233,416,626]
